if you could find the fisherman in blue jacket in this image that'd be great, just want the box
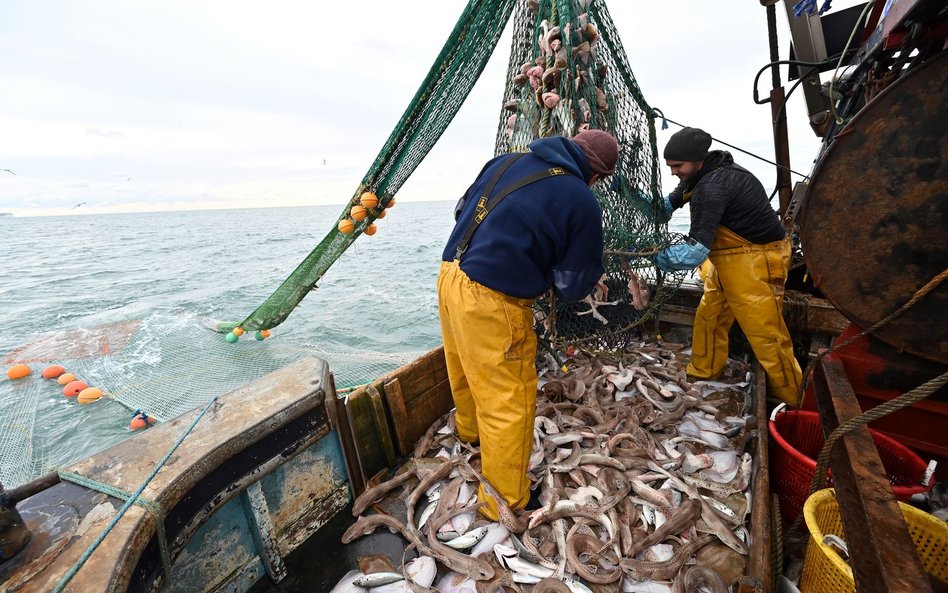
[438,130,619,520]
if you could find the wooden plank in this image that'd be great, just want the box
[345,384,395,485]
[325,378,365,496]
[747,363,772,593]
[384,376,454,457]
[658,290,848,336]
[383,347,450,408]
[813,355,932,593]
[366,384,397,468]
[805,297,849,336]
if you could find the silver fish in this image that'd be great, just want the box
[443,525,489,550]
[353,572,404,587]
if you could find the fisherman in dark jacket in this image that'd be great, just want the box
[439,130,619,520]
[651,127,802,404]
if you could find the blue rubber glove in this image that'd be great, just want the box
[653,239,710,272]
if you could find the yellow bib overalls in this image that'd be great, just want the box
[437,260,537,519]
[687,226,803,404]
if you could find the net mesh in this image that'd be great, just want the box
[0,314,422,488]
[230,0,684,338]
[494,0,685,351]
[231,0,520,332]
[1,0,687,488]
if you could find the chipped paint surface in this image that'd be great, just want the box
[3,358,334,593]
[166,499,258,593]
[261,436,347,532]
[73,503,115,538]
[278,485,350,557]
[241,483,285,582]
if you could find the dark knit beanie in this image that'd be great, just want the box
[571,130,619,176]
[663,127,712,161]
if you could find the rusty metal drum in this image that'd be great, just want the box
[801,51,947,364]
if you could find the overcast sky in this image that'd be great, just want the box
[0,1,862,217]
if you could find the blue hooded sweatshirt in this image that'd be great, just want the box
[442,137,604,302]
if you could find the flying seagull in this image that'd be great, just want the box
[73,202,87,209]
[1,169,14,175]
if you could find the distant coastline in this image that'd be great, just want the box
[0,212,12,217]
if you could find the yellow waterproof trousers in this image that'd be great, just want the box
[437,260,537,520]
[687,227,803,404]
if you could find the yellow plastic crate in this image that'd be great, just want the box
[801,489,948,593]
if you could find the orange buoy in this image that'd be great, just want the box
[42,365,66,379]
[375,208,387,219]
[233,327,245,337]
[364,223,378,236]
[338,218,355,234]
[130,410,157,430]
[260,329,271,338]
[386,197,397,208]
[57,373,77,385]
[350,205,368,221]
[6,364,31,380]
[360,192,379,209]
[63,380,88,397]
[77,387,104,404]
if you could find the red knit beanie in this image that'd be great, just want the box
[571,129,619,176]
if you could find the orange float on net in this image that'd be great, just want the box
[233,327,245,337]
[77,387,104,404]
[6,364,31,380]
[57,373,77,385]
[129,409,157,430]
[42,365,66,379]
[338,219,355,234]
[260,329,271,338]
[350,205,367,221]
[376,208,387,219]
[364,223,378,236]
[386,197,397,208]
[63,380,88,397]
[360,191,379,209]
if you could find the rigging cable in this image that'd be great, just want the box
[651,108,810,180]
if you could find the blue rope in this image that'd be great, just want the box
[58,471,173,583]
[53,396,219,593]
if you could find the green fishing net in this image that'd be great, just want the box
[230,0,685,349]
[495,0,686,351]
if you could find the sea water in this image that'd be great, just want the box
[0,201,691,487]
[0,202,453,487]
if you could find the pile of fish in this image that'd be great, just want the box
[336,342,757,593]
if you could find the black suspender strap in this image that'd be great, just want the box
[455,155,573,260]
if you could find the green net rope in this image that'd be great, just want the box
[230,0,519,332]
[494,0,685,350]
[230,0,684,346]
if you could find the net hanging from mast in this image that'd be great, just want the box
[229,0,685,350]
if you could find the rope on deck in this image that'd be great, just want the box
[789,370,948,533]
[796,267,948,404]
[52,396,219,593]
[58,471,172,584]
[784,267,948,533]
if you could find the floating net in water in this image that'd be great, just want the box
[0,315,423,488]
[229,0,684,342]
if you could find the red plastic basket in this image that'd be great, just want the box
[770,410,932,522]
